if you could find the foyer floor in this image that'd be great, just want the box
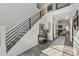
[19,40,53,56]
[19,35,73,56]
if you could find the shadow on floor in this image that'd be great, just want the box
[18,40,53,56]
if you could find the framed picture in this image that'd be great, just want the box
[47,4,52,12]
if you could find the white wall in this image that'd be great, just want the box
[7,14,47,56]
[0,3,39,31]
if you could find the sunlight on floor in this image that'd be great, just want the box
[42,45,73,56]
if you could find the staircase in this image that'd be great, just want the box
[5,3,71,55]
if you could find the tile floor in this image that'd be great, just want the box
[18,40,53,56]
[42,36,65,56]
[42,36,73,56]
[19,35,73,56]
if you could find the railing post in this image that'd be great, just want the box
[0,26,6,56]
[29,18,31,29]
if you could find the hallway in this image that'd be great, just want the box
[42,35,73,56]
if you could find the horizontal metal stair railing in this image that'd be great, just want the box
[6,19,29,42]
[6,11,41,52]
